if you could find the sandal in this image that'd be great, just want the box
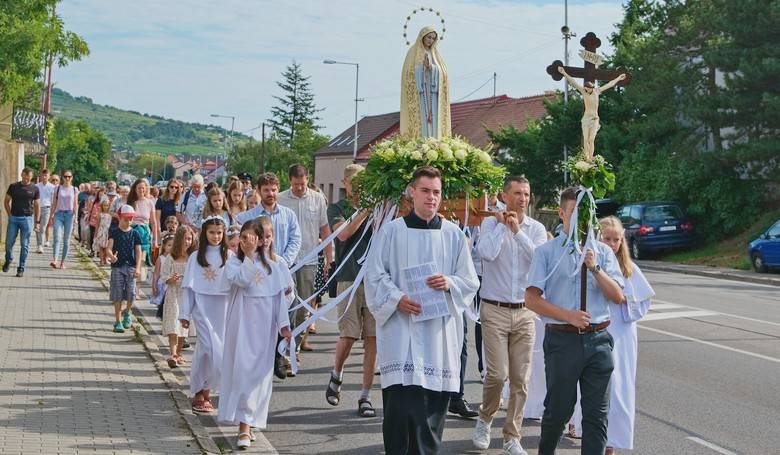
[175,356,187,365]
[567,423,580,439]
[167,357,178,369]
[358,398,376,418]
[236,432,251,450]
[203,399,216,413]
[50,261,57,269]
[325,373,342,406]
[192,398,211,414]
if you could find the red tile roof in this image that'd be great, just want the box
[316,93,554,161]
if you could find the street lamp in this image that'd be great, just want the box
[323,60,362,160]
[210,113,235,181]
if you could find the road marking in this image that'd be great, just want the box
[649,302,686,310]
[642,310,718,321]
[686,436,738,455]
[653,298,780,328]
[638,325,780,364]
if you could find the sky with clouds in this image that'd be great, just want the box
[56,0,626,138]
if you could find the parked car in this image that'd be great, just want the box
[595,198,620,219]
[748,219,780,272]
[616,202,694,259]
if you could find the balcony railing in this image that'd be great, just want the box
[11,108,48,146]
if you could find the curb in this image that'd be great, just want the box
[76,245,224,454]
[638,261,780,287]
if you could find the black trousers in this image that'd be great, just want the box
[539,327,614,455]
[453,322,467,400]
[474,276,484,373]
[382,385,450,455]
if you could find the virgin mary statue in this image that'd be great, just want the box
[400,26,451,139]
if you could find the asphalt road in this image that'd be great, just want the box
[206,269,779,454]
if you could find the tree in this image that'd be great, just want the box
[227,125,329,189]
[268,61,323,145]
[49,118,112,184]
[0,0,89,104]
[131,152,174,182]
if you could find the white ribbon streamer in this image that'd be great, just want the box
[289,210,359,274]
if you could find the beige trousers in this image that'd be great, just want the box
[478,302,536,439]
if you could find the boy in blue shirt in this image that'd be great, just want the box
[107,205,142,333]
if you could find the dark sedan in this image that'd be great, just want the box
[616,202,694,259]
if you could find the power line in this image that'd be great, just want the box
[454,76,494,102]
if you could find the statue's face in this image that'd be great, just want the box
[584,82,594,94]
[422,32,437,49]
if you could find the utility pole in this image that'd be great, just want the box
[259,122,266,175]
[561,0,575,185]
[493,72,497,102]
[41,2,56,170]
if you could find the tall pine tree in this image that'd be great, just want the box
[268,61,323,145]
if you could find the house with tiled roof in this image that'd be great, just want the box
[314,93,554,203]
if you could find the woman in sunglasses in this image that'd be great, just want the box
[156,179,182,243]
[49,171,79,269]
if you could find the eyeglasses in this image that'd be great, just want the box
[63,175,73,179]
[169,185,181,189]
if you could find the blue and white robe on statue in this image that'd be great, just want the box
[571,264,654,450]
[218,254,292,428]
[180,245,233,395]
[365,218,479,393]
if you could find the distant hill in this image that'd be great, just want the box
[51,88,250,155]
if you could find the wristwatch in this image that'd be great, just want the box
[588,264,601,274]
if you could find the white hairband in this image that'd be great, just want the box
[202,215,225,224]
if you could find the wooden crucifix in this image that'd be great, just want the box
[545,32,632,317]
[546,31,631,87]
[547,32,631,161]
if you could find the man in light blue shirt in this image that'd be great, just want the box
[525,187,624,455]
[235,172,301,266]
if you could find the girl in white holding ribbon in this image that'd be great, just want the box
[218,217,293,450]
[179,215,233,415]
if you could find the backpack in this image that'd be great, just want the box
[181,189,192,212]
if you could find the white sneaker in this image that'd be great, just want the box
[472,416,491,450]
[503,438,528,455]
[36,246,43,254]
[44,241,50,247]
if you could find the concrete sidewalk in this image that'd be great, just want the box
[637,259,780,287]
[0,246,202,454]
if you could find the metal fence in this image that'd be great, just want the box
[11,108,48,146]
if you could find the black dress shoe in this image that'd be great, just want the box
[274,356,287,380]
[2,262,9,273]
[449,398,479,418]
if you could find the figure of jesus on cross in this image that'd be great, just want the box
[546,32,630,161]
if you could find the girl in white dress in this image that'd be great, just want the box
[161,226,196,368]
[179,215,233,414]
[570,216,654,453]
[93,199,113,265]
[218,217,293,450]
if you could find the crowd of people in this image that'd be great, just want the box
[3,162,653,454]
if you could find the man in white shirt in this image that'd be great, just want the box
[277,164,333,353]
[365,166,479,454]
[472,176,547,455]
[177,174,207,231]
[35,168,55,253]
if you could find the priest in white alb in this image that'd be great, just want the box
[365,166,480,455]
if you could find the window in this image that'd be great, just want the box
[629,206,642,224]
[328,183,334,204]
[643,205,683,223]
[616,206,630,223]
[767,221,780,238]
